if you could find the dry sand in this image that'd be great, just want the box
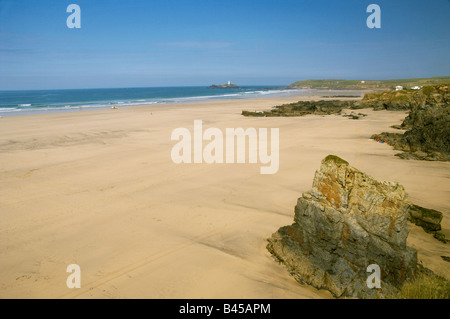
[0,94,449,298]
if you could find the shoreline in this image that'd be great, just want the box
[0,92,448,298]
[0,88,368,118]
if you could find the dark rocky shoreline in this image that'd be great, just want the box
[370,84,449,161]
[243,84,450,162]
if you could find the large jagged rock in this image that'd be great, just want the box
[267,155,418,298]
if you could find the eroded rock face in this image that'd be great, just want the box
[370,84,450,161]
[267,155,418,298]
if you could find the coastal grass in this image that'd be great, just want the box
[289,77,450,90]
[362,90,414,102]
[387,271,450,299]
[362,83,449,102]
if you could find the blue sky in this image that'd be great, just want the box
[0,0,449,90]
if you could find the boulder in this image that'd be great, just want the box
[408,204,443,232]
[267,155,418,298]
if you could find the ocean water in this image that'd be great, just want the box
[0,86,306,117]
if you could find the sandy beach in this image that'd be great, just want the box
[0,94,449,299]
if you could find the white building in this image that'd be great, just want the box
[411,86,422,90]
[395,86,403,91]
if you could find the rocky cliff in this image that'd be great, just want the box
[371,84,449,161]
[267,155,418,298]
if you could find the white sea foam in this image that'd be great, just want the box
[0,107,20,112]
[1,88,305,117]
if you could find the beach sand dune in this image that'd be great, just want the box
[0,96,448,298]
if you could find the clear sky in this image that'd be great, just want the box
[0,0,449,90]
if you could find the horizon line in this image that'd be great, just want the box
[1,75,449,92]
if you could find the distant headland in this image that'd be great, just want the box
[289,76,450,90]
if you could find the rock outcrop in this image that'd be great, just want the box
[242,100,352,117]
[408,204,443,233]
[352,84,449,111]
[209,82,239,88]
[370,84,450,161]
[267,155,418,298]
[407,204,447,243]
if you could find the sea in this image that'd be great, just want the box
[0,86,311,117]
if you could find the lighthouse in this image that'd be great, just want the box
[227,81,231,85]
